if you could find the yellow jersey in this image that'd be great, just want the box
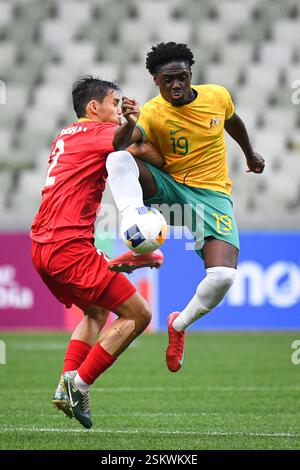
[136,84,235,195]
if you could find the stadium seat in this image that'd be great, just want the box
[0,0,13,27]
[220,43,254,66]
[245,64,281,90]
[119,20,155,48]
[136,0,175,20]
[0,130,12,157]
[0,85,30,128]
[43,63,82,89]
[252,129,286,160]
[273,19,300,45]
[76,22,116,49]
[10,169,43,228]
[119,83,155,106]
[204,64,243,91]
[177,0,213,22]
[41,19,78,46]
[57,1,92,26]
[197,21,231,45]
[5,19,36,47]
[0,0,299,231]
[0,42,17,70]
[154,21,192,44]
[235,21,271,43]
[233,107,258,132]
[58,42,97,65]
[284,65,300,85]
[217,1,255,25]
[15,0,53,23]
[0,170,12,212]
[235,86,268,108]
[260,42,294,67]
[122,64,153,89]
[33,84,69,113]
[85,62,120,82]
[263,108,296,131]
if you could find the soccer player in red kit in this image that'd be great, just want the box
[31,76,163,429]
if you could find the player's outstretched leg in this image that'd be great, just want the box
[166,312,186,372]
[106,150,145,216]
[166,266,237,372]
[53,306,109,420]
[106,151,165,272]
[64,293,151,428]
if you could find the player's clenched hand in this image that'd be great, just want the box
[126,142,165,168]
[246,152,265,174]
[122,97,140,124]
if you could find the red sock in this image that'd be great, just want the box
[77,342,116,385]
[62,340,92,374]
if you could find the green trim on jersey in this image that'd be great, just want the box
[136,123,147,141]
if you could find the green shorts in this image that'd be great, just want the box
[144,163,239,258]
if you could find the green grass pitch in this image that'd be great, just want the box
[0,332,300,450]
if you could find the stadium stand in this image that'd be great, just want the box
[0,0,299,231]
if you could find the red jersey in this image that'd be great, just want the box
[31,120,116,243]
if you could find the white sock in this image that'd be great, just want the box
[173,266,237,331]
[74,372,90,392]
[106,151,144,214]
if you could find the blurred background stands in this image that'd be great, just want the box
[0,0,299,231]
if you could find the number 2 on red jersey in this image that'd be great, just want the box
[45,139,65,187]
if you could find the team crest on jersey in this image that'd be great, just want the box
[210,117,222,128]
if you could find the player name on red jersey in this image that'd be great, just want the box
[59,125,88,137]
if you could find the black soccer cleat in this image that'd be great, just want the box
[63,372,92,429]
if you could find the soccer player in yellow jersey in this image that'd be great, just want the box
[107,42,265,372]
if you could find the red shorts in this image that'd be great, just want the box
[31,238,136,311]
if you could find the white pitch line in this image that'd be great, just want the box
[2,411,300,420]
[0,385,299,394]
[92,385,300,393]
[0,427,298,438]
[7,411,300,419]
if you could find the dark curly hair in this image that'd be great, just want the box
[146,42,195,75]
[72,75,120,118]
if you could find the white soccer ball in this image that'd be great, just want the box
[120,206,168,254]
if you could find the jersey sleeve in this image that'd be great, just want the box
[94,123,116,153]
[136,105,152,142]
[223,87,235,120]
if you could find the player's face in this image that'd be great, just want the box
[96,90,122,124]
[153,62,194,107]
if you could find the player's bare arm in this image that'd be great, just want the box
[126,142,164,168]
[114,97,164,167]
[113,97,140,150]
[225,112,265,174]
